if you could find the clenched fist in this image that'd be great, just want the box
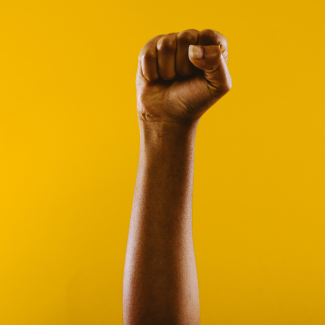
[136,29,232,125]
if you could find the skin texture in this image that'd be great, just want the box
[123,29,232,325]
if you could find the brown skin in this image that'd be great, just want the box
[123,29,232,325]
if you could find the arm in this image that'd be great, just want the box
[123,120,199,324]
[123,29,232,325]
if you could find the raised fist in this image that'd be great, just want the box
[136,29,232,125]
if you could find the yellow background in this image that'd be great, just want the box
[1,0,324,324]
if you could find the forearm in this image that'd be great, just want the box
[123,119,200,325]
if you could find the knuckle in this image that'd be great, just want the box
[201,28,215,36]
[158,36,176,51]
[200,29,225,46]
[177,30,198,44]
[143,49,156,61]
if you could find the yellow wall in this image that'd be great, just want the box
[1,1,324,324]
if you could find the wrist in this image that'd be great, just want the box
[138,118,199,148]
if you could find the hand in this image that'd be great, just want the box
[136,29,232,126]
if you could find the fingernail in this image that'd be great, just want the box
[189,45,203,60]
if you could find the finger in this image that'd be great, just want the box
[136,58,146,86]
[188,45,232,94]
[157,33,177,80]
[176,29,199,76]
[138,35,164,81]
[198,29,229,61]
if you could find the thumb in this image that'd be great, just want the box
[188,45,232,94]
